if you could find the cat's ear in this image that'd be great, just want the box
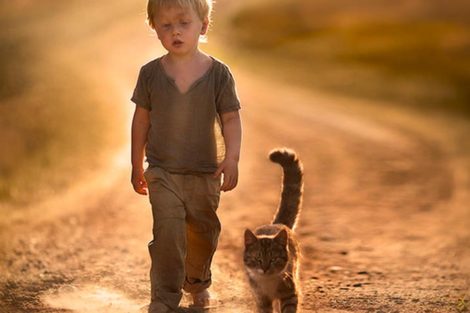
[274,229,288,246]
[244,229,258,246]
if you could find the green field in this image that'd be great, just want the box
[225,0,470,115]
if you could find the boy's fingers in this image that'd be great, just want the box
[136,186,148,195]
[132,183,140,192]
[229,179,237,190]
[221,175,236,192]
[226,175,239,192]
[220,178,230,191]
[231,178,238,190]
[132,180,148,195]
[213,165,224,178]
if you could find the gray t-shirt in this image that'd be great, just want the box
[131,56,241,174]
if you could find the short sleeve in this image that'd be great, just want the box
[131,66,151,110]
[216,65,241,114]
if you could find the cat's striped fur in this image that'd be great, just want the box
[244,148,303,313]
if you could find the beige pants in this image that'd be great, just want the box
[144,166,221,311]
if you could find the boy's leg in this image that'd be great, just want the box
[183,174,221,295]
[145,167,187,312]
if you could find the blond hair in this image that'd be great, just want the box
[147,0,213,30]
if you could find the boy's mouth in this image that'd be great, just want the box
[173,39,183,47]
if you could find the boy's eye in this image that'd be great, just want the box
[162,24,171,28]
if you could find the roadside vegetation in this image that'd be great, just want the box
[2,0,469,206]
[0,2,126,205]
[225,0,470,116]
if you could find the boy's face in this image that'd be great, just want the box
[154,5,208,56]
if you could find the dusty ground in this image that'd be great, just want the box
[1,1,469,312]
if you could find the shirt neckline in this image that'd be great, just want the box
[157,56,215,95]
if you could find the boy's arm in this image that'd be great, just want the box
[131,106,150,195]
[214,110,242,192]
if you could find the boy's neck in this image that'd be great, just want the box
[164,49,206,65]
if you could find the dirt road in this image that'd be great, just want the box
[1,1,469,312]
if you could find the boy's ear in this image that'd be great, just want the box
[201,17,209,35]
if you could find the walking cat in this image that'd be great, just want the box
[244,148,303,313]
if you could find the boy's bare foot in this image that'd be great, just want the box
[190,289,216,309]
[147,301,193,313]
[147,301,172,313]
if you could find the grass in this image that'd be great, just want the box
[225,0,470,116]
[457,295,469,312]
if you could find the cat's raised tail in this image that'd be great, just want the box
[269,148,304,230]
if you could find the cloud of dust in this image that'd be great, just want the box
[42,284,145,313]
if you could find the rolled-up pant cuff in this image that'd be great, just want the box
[183,276,212,294]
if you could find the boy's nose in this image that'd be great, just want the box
[172,26,181,36]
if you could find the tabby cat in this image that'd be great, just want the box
[244,148,303,313]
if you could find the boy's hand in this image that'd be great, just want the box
[131,168,148,195]
[214,158,239,192]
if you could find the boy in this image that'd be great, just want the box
[130,0,242,312]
